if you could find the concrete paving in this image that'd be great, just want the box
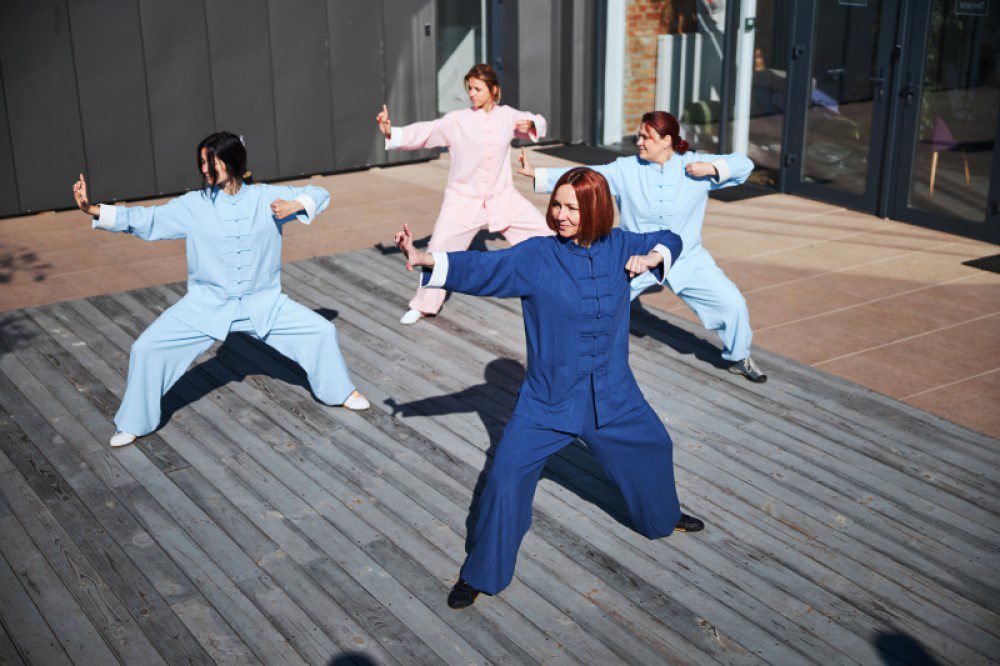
[0,147,997,438]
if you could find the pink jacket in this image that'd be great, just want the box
[386,105,547,232]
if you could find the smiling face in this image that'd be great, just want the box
[199,148,230,187]
[466,77,497,110]
[550,184,581,240]
[636,123,673,164]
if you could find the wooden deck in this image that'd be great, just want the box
[0,245,997,665]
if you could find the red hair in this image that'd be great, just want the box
[464,63,501,103]
[546,168,615,245]
[641,110,690,153]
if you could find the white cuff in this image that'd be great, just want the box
[651,243,672,283]
[294,194,316,222]
[533,167,549,193]
[92,204,117,230]
[423,252,449,288]
[385,131,404,151]
[711,158,730,183]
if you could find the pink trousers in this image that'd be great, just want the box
[409,196,551,314]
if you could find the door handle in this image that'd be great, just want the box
[868,74,885,101]
[899,75,921,106]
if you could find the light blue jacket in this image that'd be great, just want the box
[535,152,753,291]
[421,228,683,431]
[94,183,329,339]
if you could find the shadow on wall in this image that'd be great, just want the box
[0,243,51,284]
[873,630,941,665]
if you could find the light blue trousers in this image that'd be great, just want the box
[630,253,753,362]
[115,298,356,435]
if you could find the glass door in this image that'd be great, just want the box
[782,0,900,211]
[888,0,1000,242]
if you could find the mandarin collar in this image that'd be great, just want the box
[558,233,609,256]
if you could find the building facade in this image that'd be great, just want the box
[1,0,996,243]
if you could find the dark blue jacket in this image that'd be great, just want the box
[423,228,682,431]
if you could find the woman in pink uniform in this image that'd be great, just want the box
[376,63,553,325]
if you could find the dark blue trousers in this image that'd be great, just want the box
[460,389,682,595]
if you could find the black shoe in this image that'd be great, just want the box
[447,579,480,609]
[675,513,705,532]
[728,356,768,383]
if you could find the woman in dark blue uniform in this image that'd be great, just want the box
[395,167,704,608]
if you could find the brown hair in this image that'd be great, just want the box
[546,168,615,246]
[464,63,501,103]
[640,110,690,154]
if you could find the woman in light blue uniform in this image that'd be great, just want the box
[522,111,767,382]
[72,131,369,447]
[395,167,704,609]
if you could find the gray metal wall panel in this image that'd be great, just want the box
[0,69,20,217]
[67,0,157,203]
[328,0,386,169]
[515,2,555,133]
[269,0,335,176]
[383,0,438,165]
[205,0,279,180]
[138,0,215,194]
[0,0,86,212]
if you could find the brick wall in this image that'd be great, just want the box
[623,0,698,133]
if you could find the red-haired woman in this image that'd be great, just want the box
[395,167,704,608]
[377,63,552,325]
[520,111,766,382]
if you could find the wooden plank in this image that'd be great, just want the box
[0,501,118,665]
[0,515,70,666]
[0,392,212,665]
[0,621,26,666]
[168,597,261,666]
[0,471,168,665]
[168,466,399,665]
[0,325,306,665]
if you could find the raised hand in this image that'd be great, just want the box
[624,252,663,278]
[72,173,97,215]
[394,222,433,271]
[514,119,535,136]
[685,161,718,179]
[376,104,392,138]
[270,198,303,219]
[516,147,535,178]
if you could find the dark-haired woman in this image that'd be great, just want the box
[395,167,704,608]
[72,131,369,448]
[376,63,552,325]
[520,111,766,382]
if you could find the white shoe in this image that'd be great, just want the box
[343,391,370,411]
[399,309,424,325]
[110,431,137,447]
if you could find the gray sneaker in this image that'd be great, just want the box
[728,356,768,383]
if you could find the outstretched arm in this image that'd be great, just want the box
[379,105,452,151]
[394,222,532,299]
[527,159,624,198]
[75,173,188,241]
